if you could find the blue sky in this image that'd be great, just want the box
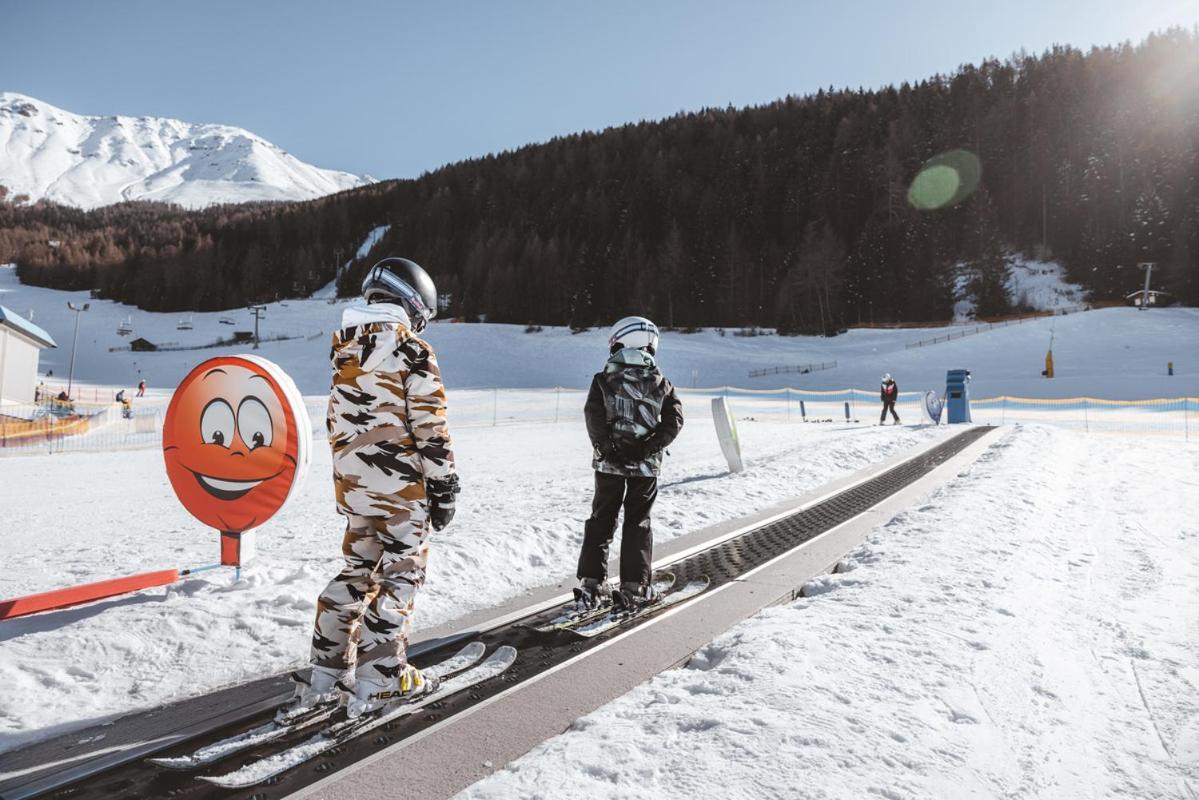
[3,0,1196,180]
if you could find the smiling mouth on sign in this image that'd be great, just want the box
[193,473,265,501]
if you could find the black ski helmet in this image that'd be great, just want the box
[360,257,437,333]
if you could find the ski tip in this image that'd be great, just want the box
[483,644,518,668]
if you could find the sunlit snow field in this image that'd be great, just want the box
[0,414,950,754]
[1,260,1197,799]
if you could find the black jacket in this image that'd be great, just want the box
[584,348,684,477]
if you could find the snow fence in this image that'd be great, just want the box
[1,388,1195,456]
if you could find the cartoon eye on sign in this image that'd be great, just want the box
[163,356,311,566]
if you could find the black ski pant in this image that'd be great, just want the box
[881,400,899,423]
[577,472,657,587]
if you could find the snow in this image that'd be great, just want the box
[311,225,392,300]
[0,93,370,209]
[1,255,1196,792]
[461,425,1199,800]
[0,416,952,754]
[1,265,1196,401]
[954,253,1089,321]
[353,225,391,261]
[1006,256,1088,312]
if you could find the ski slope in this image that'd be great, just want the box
[1,259,1197,795]
[954,255,1089,320]
[0,417,951,755]
[1,264,1195,401]
[462,426,1199,800]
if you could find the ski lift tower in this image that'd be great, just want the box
[248,304,267,349]
[1137,263,1155,311]
[65,301,89,398]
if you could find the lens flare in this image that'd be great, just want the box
[907,150,981,210]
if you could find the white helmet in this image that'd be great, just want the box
[882,373,893,383]
[608,316,660,354]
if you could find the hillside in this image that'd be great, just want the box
[2,31,1197,326]
[0,92,370,208]
[2,263,1193,401]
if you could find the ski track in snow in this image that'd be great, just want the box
[459,426,1199,800]
[0,417,948,754]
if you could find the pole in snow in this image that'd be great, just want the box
[248,304,267,348]
[66,301,89,398]
[1137,263,1155,311]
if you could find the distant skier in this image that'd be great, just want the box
[288,257,459,720]
[136,379,146,397]
[880,373,900,425]
[575,316,684,612]
[115,388,132,418]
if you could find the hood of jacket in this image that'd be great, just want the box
[341,302,411,331]
[605,347,658,375]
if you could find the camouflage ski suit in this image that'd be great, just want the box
[310,311,455,682]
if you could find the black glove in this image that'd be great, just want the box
[426,475,460,531]
[638,432,666,459]
[597,437,625,464]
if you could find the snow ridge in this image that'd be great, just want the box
[0,92,371,209]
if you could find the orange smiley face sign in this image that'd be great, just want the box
[163,355,311,534]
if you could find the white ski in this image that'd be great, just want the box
[149,640,486,770]
[529,573,676,633]
[198,645,518,788]
[570,577,710,638]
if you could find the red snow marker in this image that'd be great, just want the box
[0,569,180,621]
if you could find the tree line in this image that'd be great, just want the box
[2,29,1195,332]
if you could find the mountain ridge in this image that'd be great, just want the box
[0,92,371,209]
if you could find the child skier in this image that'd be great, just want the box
[575,316,684,611]
[880,373,900,425]
[289,257,459,720]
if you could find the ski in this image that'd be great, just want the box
[198,645,518,789]
[149,640,486,770]
[569,576,710,639]
[527,573,675,633]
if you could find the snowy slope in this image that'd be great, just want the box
[1006,256,1088,311]
[310,224,391,300]
[0,418,952,754]
[462,426,1199,800]
[1,264,1195,400]
[0,93,370,209]
[954,253,1088,320]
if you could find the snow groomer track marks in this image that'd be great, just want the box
[5,427,992,800]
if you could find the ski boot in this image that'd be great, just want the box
[346,663,439,719]
[611,580,660,613]
[277,665,346,723]
[572,577,611,614]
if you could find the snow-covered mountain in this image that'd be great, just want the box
[0,92,371,209]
